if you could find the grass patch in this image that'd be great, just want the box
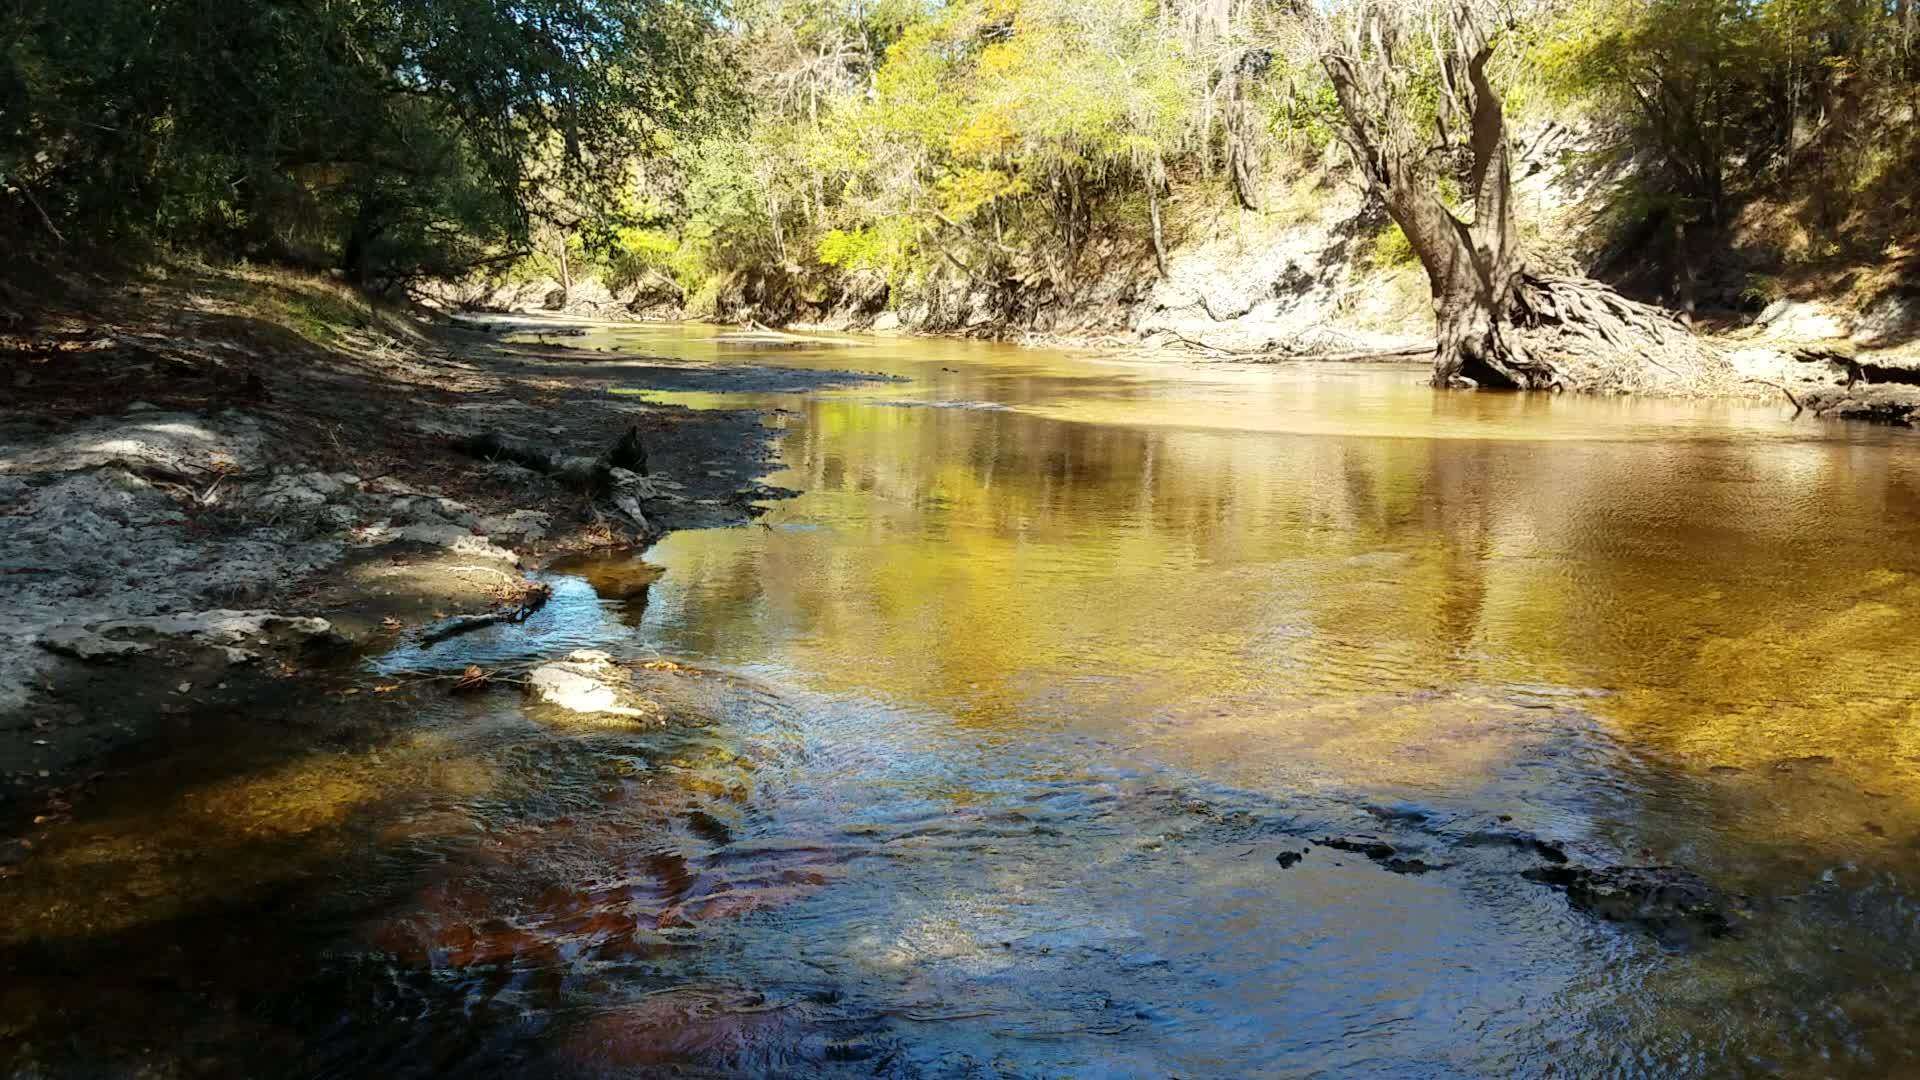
[1367,223,1418,270]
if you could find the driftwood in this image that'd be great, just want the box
[1744,378,1805,417]
[451,424,647,494]
[417,581,554,647]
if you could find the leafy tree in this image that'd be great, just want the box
[1536,0,1920,302]
[2,0,726,285]
[1313,0,1722,387]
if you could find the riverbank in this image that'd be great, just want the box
[0,266,879,840]
[443,281,1920,418]
[438,156,1920,412]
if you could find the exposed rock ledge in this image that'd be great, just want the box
[525,650,665,724]
[37,611,344,664]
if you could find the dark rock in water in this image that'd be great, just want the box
[822,1038,880,1062]
[686,809,733,847]
[1524,864,1746,947]
[1315,837,1446,874]
[1381,857,1445,875]
[1460,830,1569,864]
[1318,836,1396,860]
[1772,754,1835,773]
[1275,850,1305,869]
[1363,803,1432,825]
[1801,385,1920,425]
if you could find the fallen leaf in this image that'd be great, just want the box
[450,665,491,695]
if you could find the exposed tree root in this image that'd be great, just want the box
[1466,275,1738,395]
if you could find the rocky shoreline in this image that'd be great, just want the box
[0,272,879,852]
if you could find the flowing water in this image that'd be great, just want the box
[9,326,1920,1077]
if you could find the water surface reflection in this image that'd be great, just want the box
[7,325,1920,1076]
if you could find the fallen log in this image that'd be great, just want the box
[417,581,553,647]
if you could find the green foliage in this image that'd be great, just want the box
[24,0,1907,307]
[1739,273,1785,310]
[1368,223,1418,270]
[817,228,886,270]
[625,0,1231,308]
[1536,0,1914,218]
[2,0,727,285]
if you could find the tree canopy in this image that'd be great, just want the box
[6,0,1915,308]
[4,0,726,283]
[569,0,1915,325]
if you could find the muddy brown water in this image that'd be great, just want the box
[8,325,1920,1077]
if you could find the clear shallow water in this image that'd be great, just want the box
[9,325,1920,1077]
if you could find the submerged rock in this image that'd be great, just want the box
[1380,857,1445,875]
[1317,836,1397,860]
[525,650,664,723]
[1316,836,1448,874]
[1524,864,1746,947]
[1458,829,1570,864]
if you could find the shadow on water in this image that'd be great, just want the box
[9,330,1920,1076]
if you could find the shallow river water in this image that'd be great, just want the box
[10,326,1920,1077]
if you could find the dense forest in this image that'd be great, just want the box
[6,0,1918,380]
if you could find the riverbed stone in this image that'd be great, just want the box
[1524,863,1746,946]
[525,650,662,722]
[384,522,519,563]
[468,509,550,543]
[319,504,358,530]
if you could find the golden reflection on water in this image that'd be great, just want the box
[8,326,1920,1074]
[628,339,1920,870]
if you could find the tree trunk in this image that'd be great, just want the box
[1672,216,1697,327]
[1148,158,1170,279]
[342,201,383,290]
[1324,9,1542,387]
[1317,5,1710,391]
[341,188,389,290]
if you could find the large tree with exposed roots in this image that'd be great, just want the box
[1314,0,1728,391]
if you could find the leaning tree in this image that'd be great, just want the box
[1312,0,1729,391]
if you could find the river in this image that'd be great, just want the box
[8,325,1920,1076]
